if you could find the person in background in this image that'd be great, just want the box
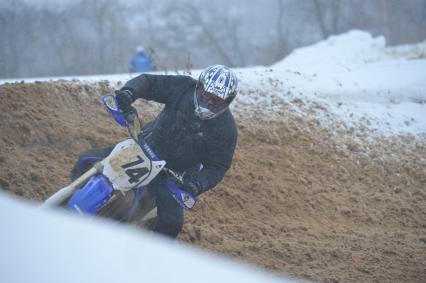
[130,46,152,73]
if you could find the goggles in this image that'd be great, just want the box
[198,83,226,105]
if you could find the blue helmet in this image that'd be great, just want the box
[194,65,238,120]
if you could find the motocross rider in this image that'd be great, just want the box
[71,65,238,238]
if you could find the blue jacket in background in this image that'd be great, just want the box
[130,51,152,72]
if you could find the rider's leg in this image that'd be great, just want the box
[148,175,184,238]
[70,145,115,181]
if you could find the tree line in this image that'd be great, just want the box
[0,0,425,78]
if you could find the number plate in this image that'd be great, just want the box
[101,139,166,192]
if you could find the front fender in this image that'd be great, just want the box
[68,175,113,215]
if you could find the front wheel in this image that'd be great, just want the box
[126,189,158,230]
[98,188,158,230]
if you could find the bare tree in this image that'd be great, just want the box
[184,3,235,67]
[276,0,289,59]
[227,16,246,66]
[312,0,341,38]
[0,1,23,77]
[380,0,391,40]
[422,1,426,39]
[2,0,426,78]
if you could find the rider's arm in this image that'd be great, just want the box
[122,74,194,104]
[195,122,237,194]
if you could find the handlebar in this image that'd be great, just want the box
[122,107,142,143]
[101,94,141,142]
[100,93,196,210]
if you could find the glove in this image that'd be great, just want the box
[115,89,136,111]
[183,177,202,196]
[122,105,138,122]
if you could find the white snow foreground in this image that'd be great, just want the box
[0,192,298,283]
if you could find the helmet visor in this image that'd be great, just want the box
[194,83,229,120]
[200,83,226,104]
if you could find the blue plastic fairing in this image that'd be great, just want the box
[101,94,128,127]
[167,180,196,210]
[68,175,113,215]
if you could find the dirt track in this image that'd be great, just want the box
[0,81,425,283]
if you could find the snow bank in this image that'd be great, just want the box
[272,30,426,104]
[241,30,426,136]
[274,30,388,70]
[274,29,426,70]
[0,192,297,283]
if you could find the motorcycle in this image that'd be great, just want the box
[42,93,197,228]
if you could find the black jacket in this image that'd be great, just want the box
[123,74,237,194]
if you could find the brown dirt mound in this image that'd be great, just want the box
[0,81,425,283]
